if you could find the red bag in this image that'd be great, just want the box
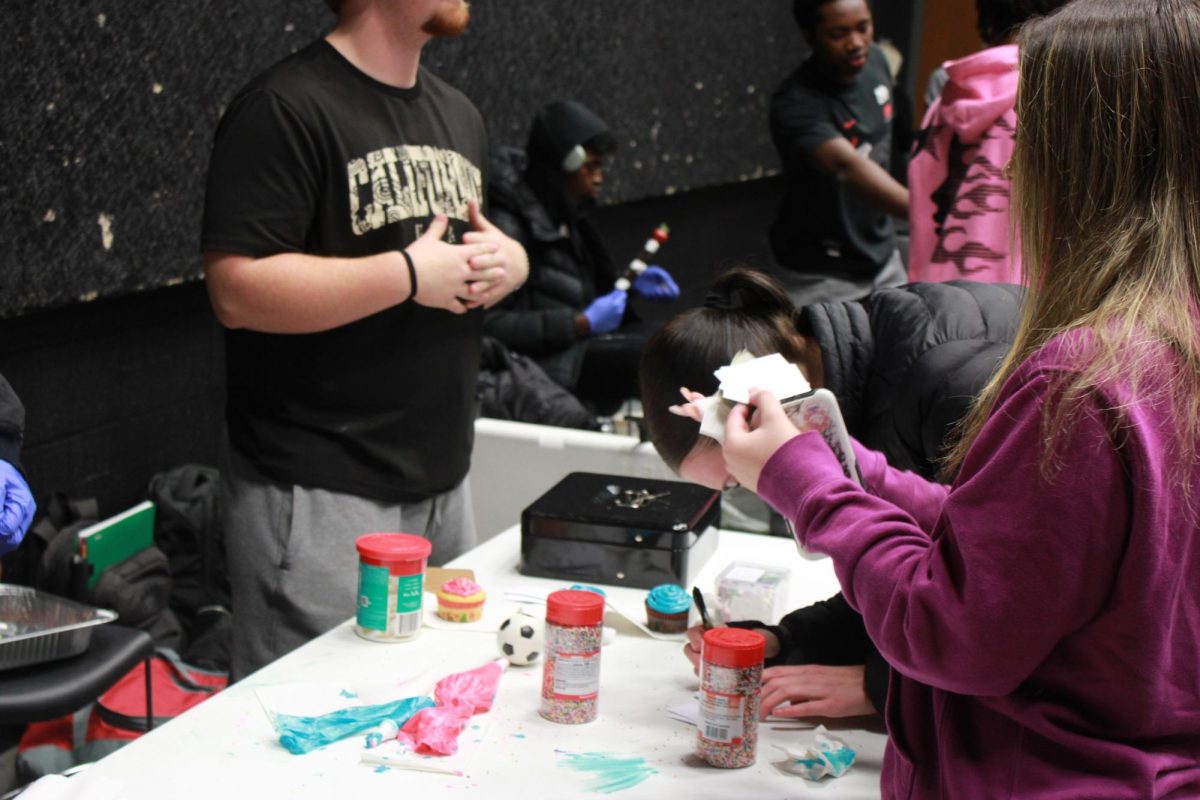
[17,650,227,780]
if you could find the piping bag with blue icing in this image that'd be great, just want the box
[274,695,435,755]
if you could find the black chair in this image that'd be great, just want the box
[0,624,154,728]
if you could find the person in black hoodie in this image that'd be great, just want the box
[485,100,679,414]
[639,267,1021,719]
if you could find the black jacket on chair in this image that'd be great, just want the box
[483,148,619,391]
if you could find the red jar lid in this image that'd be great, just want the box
[355,533,432,573]
[546,589,605,627]
[703,628,765,668]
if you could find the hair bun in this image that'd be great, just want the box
[705,267,794,317]
[703,289,746,311]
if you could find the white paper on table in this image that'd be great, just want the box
[603,594,689,642]
[501,588,552,606]
[666,695,819,728]
[254,671,433,722]
[666,700,699,726]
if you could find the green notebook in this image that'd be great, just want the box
[77,501,156,590]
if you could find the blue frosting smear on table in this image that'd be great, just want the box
[556,751,658,793]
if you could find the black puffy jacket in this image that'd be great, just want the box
[483,148,618,390]
[804,280,1024,477]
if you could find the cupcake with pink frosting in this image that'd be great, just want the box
[436,578,487,622]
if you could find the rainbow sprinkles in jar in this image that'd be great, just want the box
[540,589,605,724]
[697,627,765,768]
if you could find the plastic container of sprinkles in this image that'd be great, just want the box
[696,627,765,768]
[354,533,432,643]
[539,589,605,724]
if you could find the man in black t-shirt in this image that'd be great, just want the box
[768,0,910,304]
[201,0,528,678]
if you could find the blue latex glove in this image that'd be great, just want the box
[583,289,627,335]
[0,460,36,557]
[633,265,680,302]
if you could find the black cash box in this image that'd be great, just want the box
[519,472,721,590]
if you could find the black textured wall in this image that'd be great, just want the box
[1,0,915,516]
[3,1,804,319]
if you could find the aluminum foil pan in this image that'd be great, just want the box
[0,586,117,671]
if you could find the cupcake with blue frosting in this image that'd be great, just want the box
[644,584,691,633]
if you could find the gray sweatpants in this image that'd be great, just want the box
[220,438,476,680]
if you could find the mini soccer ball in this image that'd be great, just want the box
[497,610,545,666]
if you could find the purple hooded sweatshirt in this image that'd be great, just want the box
[908,45,1021,283]
[757,333,1200,798]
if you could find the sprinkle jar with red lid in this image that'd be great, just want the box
[697,627,765,768]
[539,589,605,724]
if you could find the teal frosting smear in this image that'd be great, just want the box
[557,751,657,794]
[646,583,690,614]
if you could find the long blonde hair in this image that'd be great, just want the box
[944,0,1200,480]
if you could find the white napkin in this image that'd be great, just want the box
[713,353,810,405]
[700,353,810,443]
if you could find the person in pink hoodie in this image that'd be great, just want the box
[907,0,1068,283]
[719,1,1200,796]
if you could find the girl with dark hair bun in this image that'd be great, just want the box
[640,268,812,482]
[721,2,1200,794]
[640,267,1019,486]
[640,266,1020,721]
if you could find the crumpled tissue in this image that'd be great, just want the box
[778,725,856,780]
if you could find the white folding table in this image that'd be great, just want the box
[80,526,886,799]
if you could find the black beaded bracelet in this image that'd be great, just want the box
[401,249,418,302]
